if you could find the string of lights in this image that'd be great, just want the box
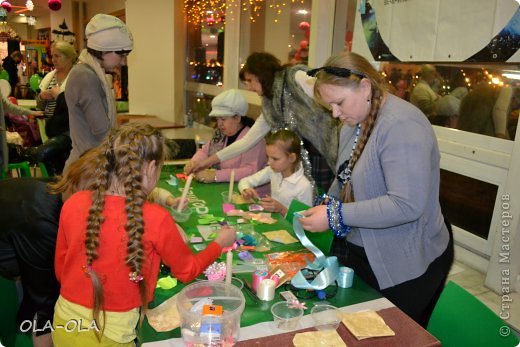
[184,0,306,27]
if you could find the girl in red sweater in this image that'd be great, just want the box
[52,124,236,346]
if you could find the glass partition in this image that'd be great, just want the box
[186,7,225,85]
[238,0,313,71]
[185,90,214,126]
[380,62,520,141]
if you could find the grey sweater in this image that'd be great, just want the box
[64,64,114,169]
[330,94,449,290]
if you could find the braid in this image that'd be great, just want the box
[119,131,148,320]
[341,88,384,202]
[84,139,113,339]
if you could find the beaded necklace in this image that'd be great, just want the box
[337,123,361,185]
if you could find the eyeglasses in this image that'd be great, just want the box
[114,50,131,57]
[307,66,365,79]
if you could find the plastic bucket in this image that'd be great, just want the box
[177,281,245,346]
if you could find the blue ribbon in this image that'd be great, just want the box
[290,217,339,290]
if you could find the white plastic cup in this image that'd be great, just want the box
[271,301,304,330]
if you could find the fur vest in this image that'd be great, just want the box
[261,65,339,170]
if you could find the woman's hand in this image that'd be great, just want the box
[214,225,237,248]
[185,155,219,174]
[241,188,259,201]
[259,196,287,215]
[194,169,216,183]
[298,205,329,232]
[184,160,196,174]
[39,88,56,100]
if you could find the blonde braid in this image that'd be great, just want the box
[341,88,384,202]
[110,124,165,325]
[84,137,113,340]
[118,130,148,319]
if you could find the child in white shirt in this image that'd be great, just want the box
[239,129,313,216]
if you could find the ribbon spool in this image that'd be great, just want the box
[256,278,275,301]
[252,270,269,292]
[337,266,354,288]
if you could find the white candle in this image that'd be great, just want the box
[177,174,193,212]
[225,250,233,285]
[228,169,235,202]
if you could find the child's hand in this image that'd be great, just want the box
[214,225,236,248]
[168,196,189,210]
[259,196,287,215]
[241,188,258,200]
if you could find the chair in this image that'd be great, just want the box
[427,281,519,347]
[285,199,333,256]
[0,161,48,179]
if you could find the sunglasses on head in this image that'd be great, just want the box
[307,66,365,79]
[114,50,132,57]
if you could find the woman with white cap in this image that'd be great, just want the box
[64,13,133,170]
[185,89,267,183]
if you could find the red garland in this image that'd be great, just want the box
[48,0,61,11]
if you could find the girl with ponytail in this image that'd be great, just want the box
[299,52,453,328]
[52,123,236,346]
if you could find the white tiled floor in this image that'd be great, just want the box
[447,260,520,334]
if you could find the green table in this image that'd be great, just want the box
[140,166,381,343]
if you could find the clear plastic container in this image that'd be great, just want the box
[310,304,342,330]
[177,281,245,346]
[169,206,193,223]
[271,301,304,330]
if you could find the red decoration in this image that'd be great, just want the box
[298,21,310,31]
[7,96,17,105]
[1,1,12,12]
[48,0,61,11]
[299,21,310,40]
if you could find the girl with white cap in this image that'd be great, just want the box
[64,13,133,170]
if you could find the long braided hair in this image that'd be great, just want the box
[313,52,388,202]
[84,123,166,338]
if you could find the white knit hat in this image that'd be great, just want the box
[85,14,133,52]
[209,89,248,117]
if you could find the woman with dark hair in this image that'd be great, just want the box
[64,14,133,170]
[186,52,339,191]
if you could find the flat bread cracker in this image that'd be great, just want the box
[341,310,395,340]
[146,294,181,332]
[293,329,347,347]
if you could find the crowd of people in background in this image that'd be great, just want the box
[384,63,517,140]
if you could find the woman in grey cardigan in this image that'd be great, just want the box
[299,51,453,328]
